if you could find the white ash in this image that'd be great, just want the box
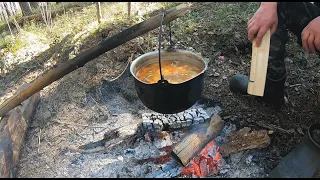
[146,160,183,178]
[219,164,231,174]
[139,99,222,134]
[141,108,210,132]
[245,155,254,165]
[210,122,267,178]
[214,122,237,146]
[132,141,161,160]
[62,141,165,178]
[153,135,173,149]
[211,151,267,178]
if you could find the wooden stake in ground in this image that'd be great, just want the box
[96,2,102,24]
[0,3,194,118]
[247,29,271,97]
[171,115,225,166]
[127,2,131,18]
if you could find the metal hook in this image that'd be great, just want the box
[158,9,175,82]
[158,9,166,81]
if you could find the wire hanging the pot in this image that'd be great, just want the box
[157,9,173,84]
[129,8,208,114]
[157,9,166,83]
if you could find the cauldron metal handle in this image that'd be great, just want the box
[157,9,174,84]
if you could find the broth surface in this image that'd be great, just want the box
[136,60,202,84]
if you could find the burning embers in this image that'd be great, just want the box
[142,111,226,178]
[181,141,224,178]
[73,97,271,178]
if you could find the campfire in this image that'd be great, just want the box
[6,69,274,178]
[70,76,271,178]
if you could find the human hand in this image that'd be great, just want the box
[248,2,278,47]
[301,16,320,54]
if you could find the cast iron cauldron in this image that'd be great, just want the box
[130,49,208,114]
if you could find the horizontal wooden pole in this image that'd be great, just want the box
[0,3,194,118]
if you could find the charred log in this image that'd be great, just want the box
[0,85,40,178]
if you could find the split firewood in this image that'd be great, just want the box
[219,127,271,158]
[0,85,40,178]
[171,115,225,166]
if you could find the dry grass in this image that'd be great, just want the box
[0,2,168,70]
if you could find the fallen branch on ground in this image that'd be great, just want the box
[255,121,295,134]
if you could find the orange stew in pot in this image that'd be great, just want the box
[136,60,202,84]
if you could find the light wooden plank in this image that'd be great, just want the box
[247,29,271,96]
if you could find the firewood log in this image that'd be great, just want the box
[0,88,40,178]
[171,115,224,166]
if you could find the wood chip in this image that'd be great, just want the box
[219,127,271,157]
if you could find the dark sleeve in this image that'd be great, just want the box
[313,2,320,9]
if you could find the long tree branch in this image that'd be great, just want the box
[0,3,194,118]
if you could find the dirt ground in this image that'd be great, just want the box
[0,2,319,178]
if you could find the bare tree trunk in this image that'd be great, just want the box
[18,2,32,16]
[3,2,12,17]
[0,2,5,21]
[4,2,21,32]
[96,2,101,24]
[128,2,131,18]
[0,2,13,36]
[9,2,18,15]
[39,2,52,27]
[13,2,21,13]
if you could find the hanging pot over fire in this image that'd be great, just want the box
[130,10,208,114]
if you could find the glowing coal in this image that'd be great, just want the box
[181,141,224,178]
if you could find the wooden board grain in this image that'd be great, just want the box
[247,29,271,96]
